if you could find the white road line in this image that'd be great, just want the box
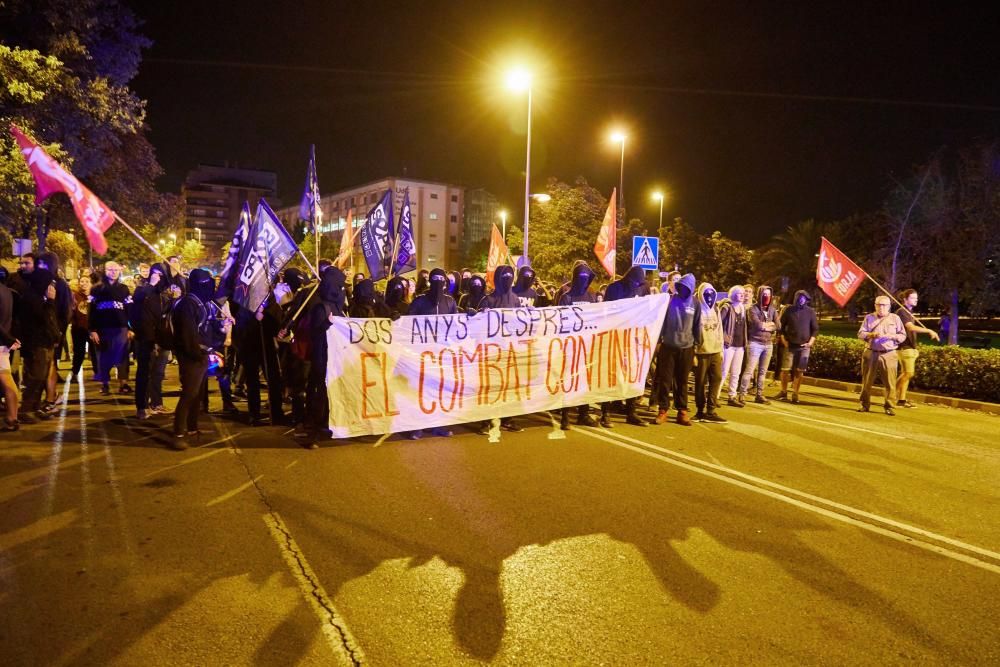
[142,442,232,478]
[762,405,907,440]
[263,512,365,666]
[579,427,1000,574]
[206,476,263,507]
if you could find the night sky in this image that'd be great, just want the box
[131,1,1000,246]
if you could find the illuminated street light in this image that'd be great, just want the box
[506,67,533,263]
[652,191,665,229]
[530,193,551,202]
[499,209,508,241]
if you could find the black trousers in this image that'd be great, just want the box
[71,327,99,377]
[174,355,208,436]
[134,339,154,412]
[242,334,283,420]
[694,352,722,414]
[654,345,694,412]
[21,346,54,413]
[306,353,328,433]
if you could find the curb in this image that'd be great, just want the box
[783,374,1000,416]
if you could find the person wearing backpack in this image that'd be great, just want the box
[170,268,215,449]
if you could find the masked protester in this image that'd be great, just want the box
[557,261,602,429]
[604,265,650,426]
[0,266,21,430]
[384,276,410,318]
[234,293,285,427]
[302,267,346,448]
[475,264,523,434]
[513,265,541,307]
[88,262,134,396]
[778,290,819,404]
[457,275,486,313]
[738,285,778,405]
[652,273,699,426]
[692,282,727,423]
[277,272,317,435]
[15,266,59,423]
[409,268,458,316]
[349,279,390,318]
[149,268,183,415]
[718,285,749,407]
[36,252,72,414]
[447,271,462,299]
[459,269,473,296]
[132,262,168,420]
[169,269,215,449]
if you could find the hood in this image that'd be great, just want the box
[625,265,646,290]
[570,260,595,294]
[756,284,773,309]
[188,268,215,302]
[353,279,376,305]
[696,282,717,309]
[516,266,536,291]
[319,266,347,314]
[493,265,515,294]
[676,273,696,300]
[429,268,449,300]
[149,263,169,293]
[37,251,60,276]
[27,268,55,295]
[385,276,406,308]
[459,269,472,294]
[283,268,306,293]
[793,289,812,306]
[467,275,486,302]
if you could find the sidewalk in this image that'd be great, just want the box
[788,374,1000,416]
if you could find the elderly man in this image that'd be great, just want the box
[89,261,134,396]
[857,295,907,416]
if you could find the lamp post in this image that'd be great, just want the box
[652,191,665,229]
[610,131,626,224]
[507,68,532,263]
[499,209,507,242]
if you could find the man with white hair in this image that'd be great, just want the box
[88,261,134,396]
[857,295,907,416]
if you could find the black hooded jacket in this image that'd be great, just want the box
[458,276,486,312]
[482,265,519,309]
[89,276,132,332]
[171,268,215,362]
[306,267,346,364]
[513,266,540,307]
[780,290,819,346]
[409,268,458,315]
[384,276,409,318]
[37,252,72,332]
[558,261,598,305]
[604,266,648,302]
[15,269,60,348]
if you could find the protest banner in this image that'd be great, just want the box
[324,294,669,437]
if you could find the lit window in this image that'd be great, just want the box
[427,255,437,262]
[429,213,438,220]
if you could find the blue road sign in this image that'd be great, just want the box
[632,235,659,270]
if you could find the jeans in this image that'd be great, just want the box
[739,341,772,397]
[718,345,745,399]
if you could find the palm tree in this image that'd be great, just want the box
[754,219,829,300]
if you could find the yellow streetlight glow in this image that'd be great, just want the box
[531,193,551,202]
[652,191,664,202]
[506,68,532,92]
[610,130,627,144]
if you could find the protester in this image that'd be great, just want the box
[234,294,285,427]
[70,274,99,380]
[777,290,819,404]
[895,289,939,408]
[718,285,748,406]
[302,266,346,447]
[408,268,459,438]
[37,252,72,413]
[738,284,778,405]
[0,267,20,431]
[169,268,216,448]
[653,272,698,426]
[15,263,59,423]
[857,295,907,415]
[513,265,542,307]
[384,276,410,318]
[693,282,727,423]
[89,261,133,396]
[131,262,166,420]
[167,255,187,291]
[557,261,601,429]
[603,266,652,426]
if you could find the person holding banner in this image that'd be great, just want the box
[304,266,347,447]
[407,269,459,439]
[605,266,652,427]
[653,273,699,427]
[384,277,410,318]
[458,275,487,313]
[514,266,545,307]
[692,282,727,423]
[857,295,907,416]
[476,265,525,434]
[557,261,602,430]
[895,289,939,408]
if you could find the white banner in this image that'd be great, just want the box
[325,295,669,437]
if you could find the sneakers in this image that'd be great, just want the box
[118,383,132,394]
[654,410,669,425]
[676,410,692,426]
[727,397,744,408]
[774,391,787,402]
[407,430,423,440]
[100,384,111,396]
[702,412,728,424]
[136,409,149,421]
[884,406,896,416]
[599,410,613,428]
[168,435,188,451]
[900,400,917,409]
[149,405,172,415]
[1,418,18,431]
[790,393,800,404]
[693,411,706,422]
[755,394,771,405]
[430,427,453,437]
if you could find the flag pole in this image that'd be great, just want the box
[112,213,170,263]
[296,249,319,280]
[862,273,933,329]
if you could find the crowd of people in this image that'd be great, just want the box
[0,250,938,449]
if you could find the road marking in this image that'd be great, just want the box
[579,427,1000,574]
[206,475,264,507]
[263,512,365,666]
[762,404,907,440]
[142,439,234,478]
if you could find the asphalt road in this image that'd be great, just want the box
[1,369,998,665]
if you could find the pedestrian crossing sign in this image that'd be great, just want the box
[631,235,659,270]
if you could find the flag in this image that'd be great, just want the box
[298,144,322,233]
[816,236,867,307]
[485,223,512,289]
[216,201,252,300]
[594,188,617,277]
[10,123,116,255]
[359,189,394,281]
[234,199,299,312]
[392,189,417,275]
[334,208,355,269]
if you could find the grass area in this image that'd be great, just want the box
[818,319,998,349]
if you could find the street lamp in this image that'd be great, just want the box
[610,130,626,223]
[499,209,507,241]
[652,191,665,229]
[507,67,533,263]
[194,227,202,243]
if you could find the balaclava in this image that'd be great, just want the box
[760,286,772,308]
[283,268,306,293]
[448,271,461,297]
[429,268,448,301]
[467,276,486,306]
[494,265,515,294]
[189,269,215,303]
[676,277,693,300]
[460,270,472,294]
[149,263,168,293]
[385,277,407,308]
[319,266,347,317]
[516,266,536,291]
[703,286,717,308]
[626,265,645,290]
[570,261,594,296]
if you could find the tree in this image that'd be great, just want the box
[754,219,829,300]
[657,218,752,289]
[45,229,84,269]
[463,237,491,272]
[707,231,754,290]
